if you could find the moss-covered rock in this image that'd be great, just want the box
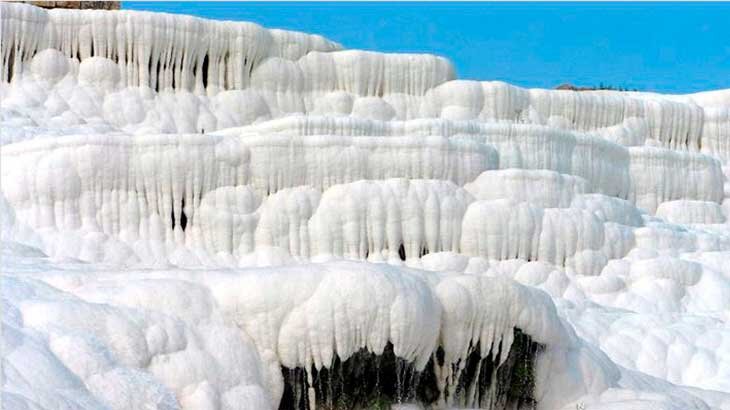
[280,328,543,409]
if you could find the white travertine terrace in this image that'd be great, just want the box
[3,3,730,410]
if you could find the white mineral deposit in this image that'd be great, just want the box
[3,3,730,410]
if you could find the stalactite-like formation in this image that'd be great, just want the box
[279,331,542,410]
[3,3,730,410]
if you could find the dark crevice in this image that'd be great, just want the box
[147,57,153,86]
[223,51,230,89]
[170,200,176,230]
[279,328,542,410]
[201,54,209,88]
[247,56,255,81]
[155,60,162,92]
[179,51,186,89]
[170,198,188,232]
[280,342,422,410]
[6,47,15,82]
[180,198,188,231]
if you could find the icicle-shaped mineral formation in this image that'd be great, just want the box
[3,3,730,410]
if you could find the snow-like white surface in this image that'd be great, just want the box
[3,3,730,409]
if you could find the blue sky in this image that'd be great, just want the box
[122,2,730,94]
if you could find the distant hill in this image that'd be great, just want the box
[556,83,638,92]
[20,1,119,10]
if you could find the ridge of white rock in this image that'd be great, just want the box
[3,3,730,410]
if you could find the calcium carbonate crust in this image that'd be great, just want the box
[3,3,730,410]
